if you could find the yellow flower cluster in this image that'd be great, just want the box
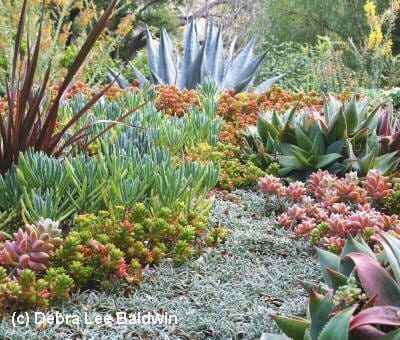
[364,0,397,56]
[115,13,136,36]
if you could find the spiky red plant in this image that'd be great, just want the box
[0,0,117,174]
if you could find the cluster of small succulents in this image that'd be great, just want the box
[258,170,400,252]
[0,219,74,313]
[184,143,264,191]
[156,85,200,117]
[218,87,323,145]
[0,205,227,314]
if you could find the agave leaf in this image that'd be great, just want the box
[269,314,310,340]
[158,28,177,84]
[255,74,285,94]
[339,235,374,276]
[106,66,131,88]
[345,252,400,306]
[271,110,283,130]
[325,268,348,290]
[357,149,376,175]
[296,127,313,151]
[279,155,304,170]
[258,116,278,144]
[326,139,344,154]
[375,151,400,176]
[178,20,200,88]
[343,97,358,135]
[318,305,357,340]
[223,38,256,88]
[145,25,160,80]
[129,63,148,87]
[230,50,269,92]
[350,306,400,331]
[357,106,379,133]
[289,148,312,168]
[185,43,206,89]
[231,72,258,93]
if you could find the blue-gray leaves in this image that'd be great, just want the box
[123,21,284,93]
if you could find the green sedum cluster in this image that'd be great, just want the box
[0,204,228,315]
[184,143,264,191]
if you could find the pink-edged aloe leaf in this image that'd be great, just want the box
[309,290,335,340]
[379,232,400,284]
[318,305,357,340]
[350,306,400,330]
[339,235,374,276]
[269,314,310,340]
[350,325,385,340]
[345,252,400,307]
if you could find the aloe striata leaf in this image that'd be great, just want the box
[269,314,310,340]
[350,306,400,330]
[318,305,357,340]
[345,252,400,306]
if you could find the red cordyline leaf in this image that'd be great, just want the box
[344,252,400,307]
[350,306,400,330]
[0,0,118,174]
[37,0,118,151]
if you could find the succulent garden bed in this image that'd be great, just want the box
[1,0,400,339]
[0,189,319,338]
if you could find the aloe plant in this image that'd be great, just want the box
[377,105,400,154]
[111,21,284,93]
[267,234,400,339]
[340,136,400,176]
[245,96,400,177]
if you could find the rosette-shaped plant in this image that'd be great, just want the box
[362,169,394,202]
[0,220,62,274]
[258,174,285,196]
[111,21,283,93]
[285,181,306,202]
[332,179,368,204]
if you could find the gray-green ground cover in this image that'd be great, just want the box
[0,189,319,339]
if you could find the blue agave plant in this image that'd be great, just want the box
[110,21,284,93]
